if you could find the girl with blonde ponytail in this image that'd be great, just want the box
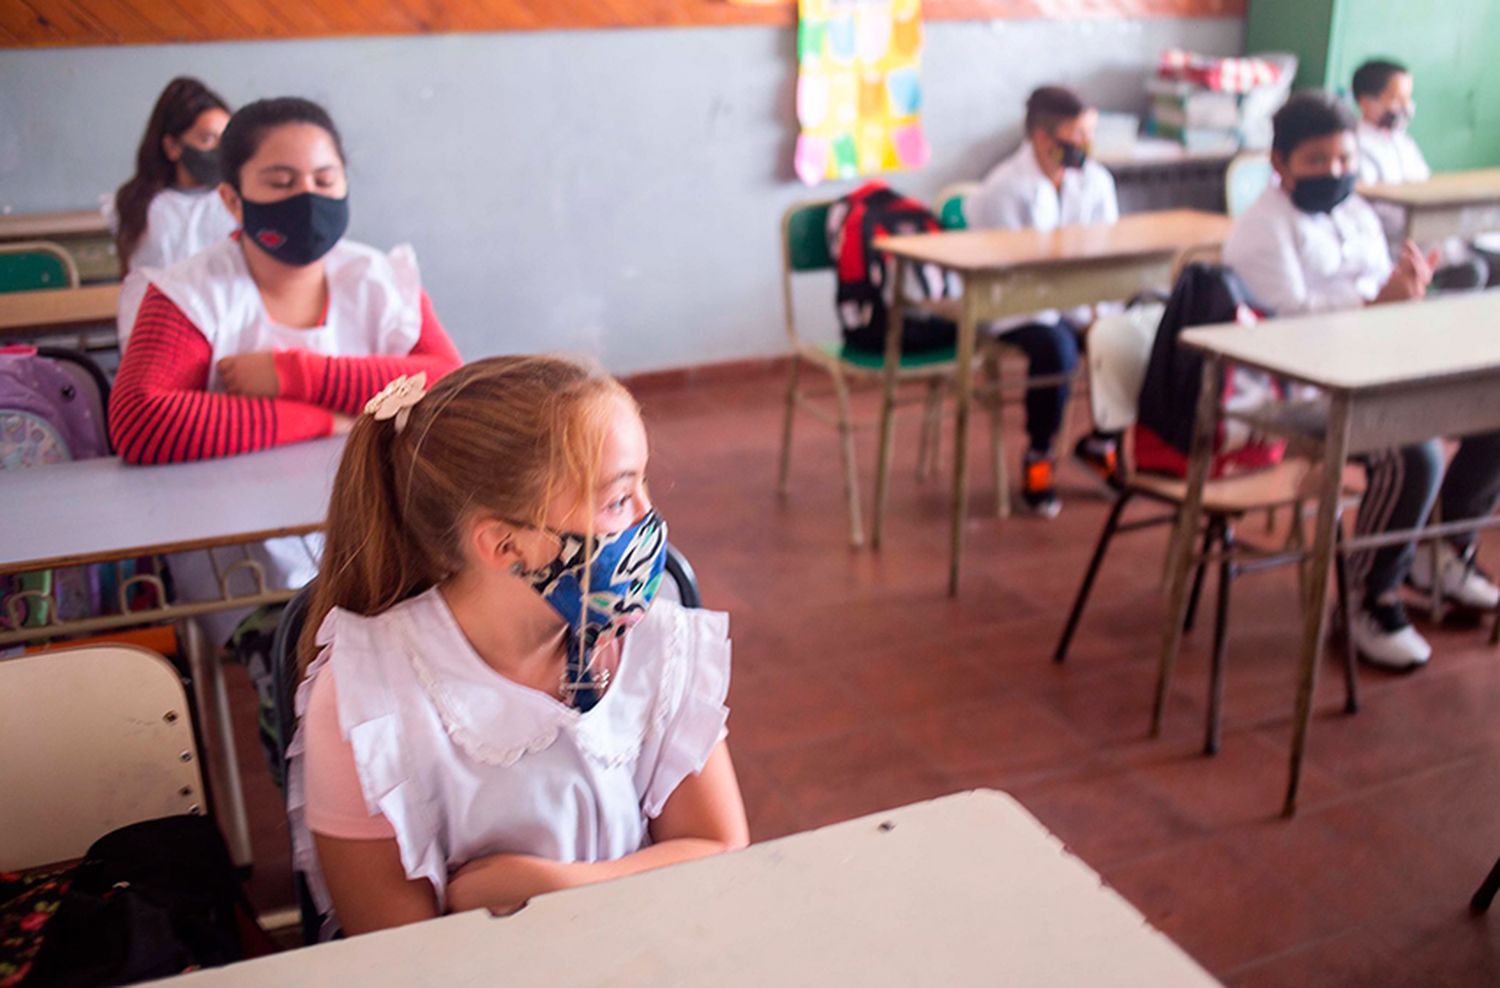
[288,355,747,937]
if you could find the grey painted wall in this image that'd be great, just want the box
[0,17,1242,374]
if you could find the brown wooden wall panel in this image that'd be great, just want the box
[4,0,1245,48]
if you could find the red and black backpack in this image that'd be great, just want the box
[826,181,960,353]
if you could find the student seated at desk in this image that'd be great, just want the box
[112,77,237,274]
[966,86,1122,517]
[290,356,748,937]
[1352,58,1491,290]
[109,96,462,465]
[1224,91,1500,670]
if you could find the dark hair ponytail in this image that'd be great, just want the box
[114,77,229,269]
[218,97,347,193]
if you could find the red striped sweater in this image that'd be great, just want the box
[110,284,462,464]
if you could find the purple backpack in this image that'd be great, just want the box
[0,345,109,468]
[0,346,112,628]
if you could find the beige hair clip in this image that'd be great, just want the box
[363,372,428,434]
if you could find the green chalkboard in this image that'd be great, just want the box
[1246,0,1500,171]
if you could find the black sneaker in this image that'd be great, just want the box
[1073,434,1126,491]
[1022,451,1061,519]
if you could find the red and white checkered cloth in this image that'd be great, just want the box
[1159,49,1282,93]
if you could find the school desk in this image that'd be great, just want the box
[1097,139,1236,214]
[0,437,344,865]
[1363,168,1500,243]
[154,790,1219,987]
[0,283,119,341]
[0,208,119,283]
[875,209,1232,595]
[1155,290,1500,816]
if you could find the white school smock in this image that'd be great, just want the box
[131,187,239,271]
[286,589,732,932]
[965,141,1120,331]
[144,236,424,642]
[114,189,238,339]
[1357,119,1435,250]
[1221,184,1391,318]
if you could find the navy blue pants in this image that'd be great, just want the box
[994,320,1080,453]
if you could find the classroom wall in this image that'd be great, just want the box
[0,18,1243,375]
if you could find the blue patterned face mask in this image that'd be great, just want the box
[518,510,668,711]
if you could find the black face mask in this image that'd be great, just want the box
[239,192,350,266]
[1290,173,1357,214]
[1377,108,1411,132]
[178,145,222,187]
[1055,139,1089,170]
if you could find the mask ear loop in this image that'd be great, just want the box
[557,526,609,711]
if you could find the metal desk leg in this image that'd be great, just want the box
[871,258,908,550]
[182,618,254,867]
[1283,393,1353,817]
[947,285,981,597]
[1152,356,1221,736]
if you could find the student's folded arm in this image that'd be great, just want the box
[1224,220,1338,318]
[446,742,749,917]
[313,833,440,936]
[273,290,464,414]
[109,287,333,464]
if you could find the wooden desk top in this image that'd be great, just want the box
[0,208,111,241]
[1097,138,1238,169]
[876,209,1231,273]
[1363,168,1500,208]
[1,437,345,572]
[0,284,119,333]
[1181,291,1500,392]
[158,791,1216,987]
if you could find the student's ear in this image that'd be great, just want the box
[466,516,527,575]
[1270,150,1293,187]
[161,134,183,164]
[218,183,243,225]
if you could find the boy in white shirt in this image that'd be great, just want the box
[1224,91,1500,670]
[965,86,1122,517]
[1353,58,1490,289]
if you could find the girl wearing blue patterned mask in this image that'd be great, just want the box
[289,355,747,938]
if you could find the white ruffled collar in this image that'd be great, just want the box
[386,588,651,768]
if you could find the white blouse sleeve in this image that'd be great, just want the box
[638,605,732,819]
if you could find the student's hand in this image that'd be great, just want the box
[1374,240,1435,304]
[447,853,574,917]
[218,352,280,397]
[329,413,355,436]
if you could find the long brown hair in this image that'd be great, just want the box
[298,356,634,676]
[114,77,230,268]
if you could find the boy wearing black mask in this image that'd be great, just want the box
[1354,58,1491,289]
[1224,91,1500,671]
[966,85,1122,517]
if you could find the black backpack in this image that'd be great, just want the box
[1133,263,1286,478]
[24,816,256,986]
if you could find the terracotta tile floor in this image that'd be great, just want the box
[231,367,1500,983]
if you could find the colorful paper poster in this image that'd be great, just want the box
[794,0,929,186]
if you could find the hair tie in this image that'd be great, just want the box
[363,372,428,434]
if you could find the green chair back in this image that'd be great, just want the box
[785,201,834,272]
[0,243,77,293]
[938,194,968,231]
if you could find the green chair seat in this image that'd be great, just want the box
[824,341,958,370]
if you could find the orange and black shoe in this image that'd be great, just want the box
[1073,434,1126,492]
[1022,451,1061,519]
